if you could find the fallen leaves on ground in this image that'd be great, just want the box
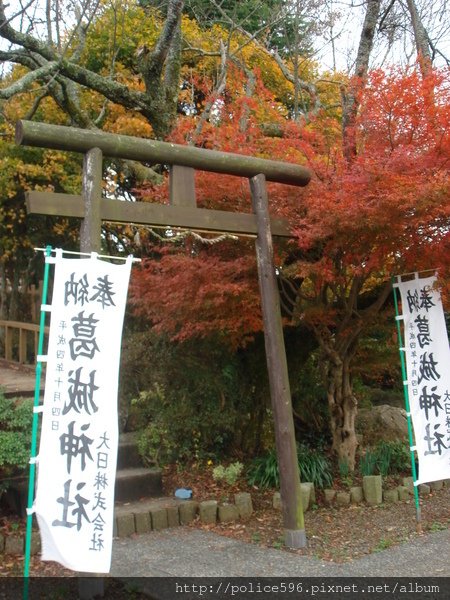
[163,463,450,563]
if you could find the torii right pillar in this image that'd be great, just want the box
[250,174,306,548]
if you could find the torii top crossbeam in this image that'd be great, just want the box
[16,120,310,187]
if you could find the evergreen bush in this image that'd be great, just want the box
[0,391,33,481]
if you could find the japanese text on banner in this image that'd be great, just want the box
[397,275,450,485]
[35,252,132,573]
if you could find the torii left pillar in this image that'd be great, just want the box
[78,147,104,599]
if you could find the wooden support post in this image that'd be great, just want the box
[169,165,196,207]
[249,173,307,549]
[80,148,103,253]
[19,328,27,364]
[78,147,105,599]
[5,325,12,361]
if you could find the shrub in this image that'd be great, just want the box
[359,440,410,477]
[247,448,279,489]
[247,444,333,490]
[212,462,244,486]
[359,450,378,477]
[0,391,33,479]
[122,332,276,464]
[297,444,333,489]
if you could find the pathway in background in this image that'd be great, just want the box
[0,360,39,397]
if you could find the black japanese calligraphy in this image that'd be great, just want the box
[418,352,441,385]
[419,385,443,420]
[90,275,116,308]
[59,421,94,474]
[69,311,100,360]
[52,479,91,531]
[423,423,448,456]
[64,368,99,415]
[64,273,89,307]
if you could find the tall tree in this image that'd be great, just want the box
[129,65,450,469]
[0,0,184,138]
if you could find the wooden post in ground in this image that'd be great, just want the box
[250,173,306,549]
[80,148,103,254]
[78,147,105,600]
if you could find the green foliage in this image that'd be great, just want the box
[120,331,278,462]
[288,346,329,442]
[247,448,280,489]
[297,444,333,489]
[359,450,378,477]
[247,444,333,490]
[0,391,33,478]
[359,441,410,477]
[212,462,244,486]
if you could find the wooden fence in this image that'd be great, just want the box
[0,320,49,366]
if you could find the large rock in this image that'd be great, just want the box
[356,404,408,445]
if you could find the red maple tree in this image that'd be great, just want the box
[129,65,450,469]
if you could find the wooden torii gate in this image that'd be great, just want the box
[16,120,311,552]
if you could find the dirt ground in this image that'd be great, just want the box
[162,464,450,563]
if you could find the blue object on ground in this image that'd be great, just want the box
[175,488,193,499]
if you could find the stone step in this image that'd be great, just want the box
[2,465,163,518]
[117,433,143,470]
[114,467,163,503]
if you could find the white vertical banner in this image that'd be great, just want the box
[397,274,450,485]
[35,251,132,573]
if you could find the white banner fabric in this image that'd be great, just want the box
[35,252,132,573]
[397,275,450,485]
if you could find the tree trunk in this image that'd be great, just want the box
[342,0,381,162]
[326,355,358,471]
[406,0,432,76]
[8,266,21,322]
[0,262,7,320]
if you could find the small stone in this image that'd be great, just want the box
[150,507,168,530]
[324,489,336,505]
[336,491,351,506]
[199,500,218,524]
[403,476,415,494]
[419,483,431,496]
[178,500,198,525]
[300,483,311,512]
[30,534,41,555]
[397,485,411,501]
[302,482,316,504]
[350,486,363,504]
[134,511,152,534]
[167,505,180,527]
[273,492,282,510]
[4,535,23,555]
[234,492,253,518]
[116,514,135,537]
[383,489,399,503]
[218,503,239,523]
[430,480,444,491]
[363,475,382,505]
